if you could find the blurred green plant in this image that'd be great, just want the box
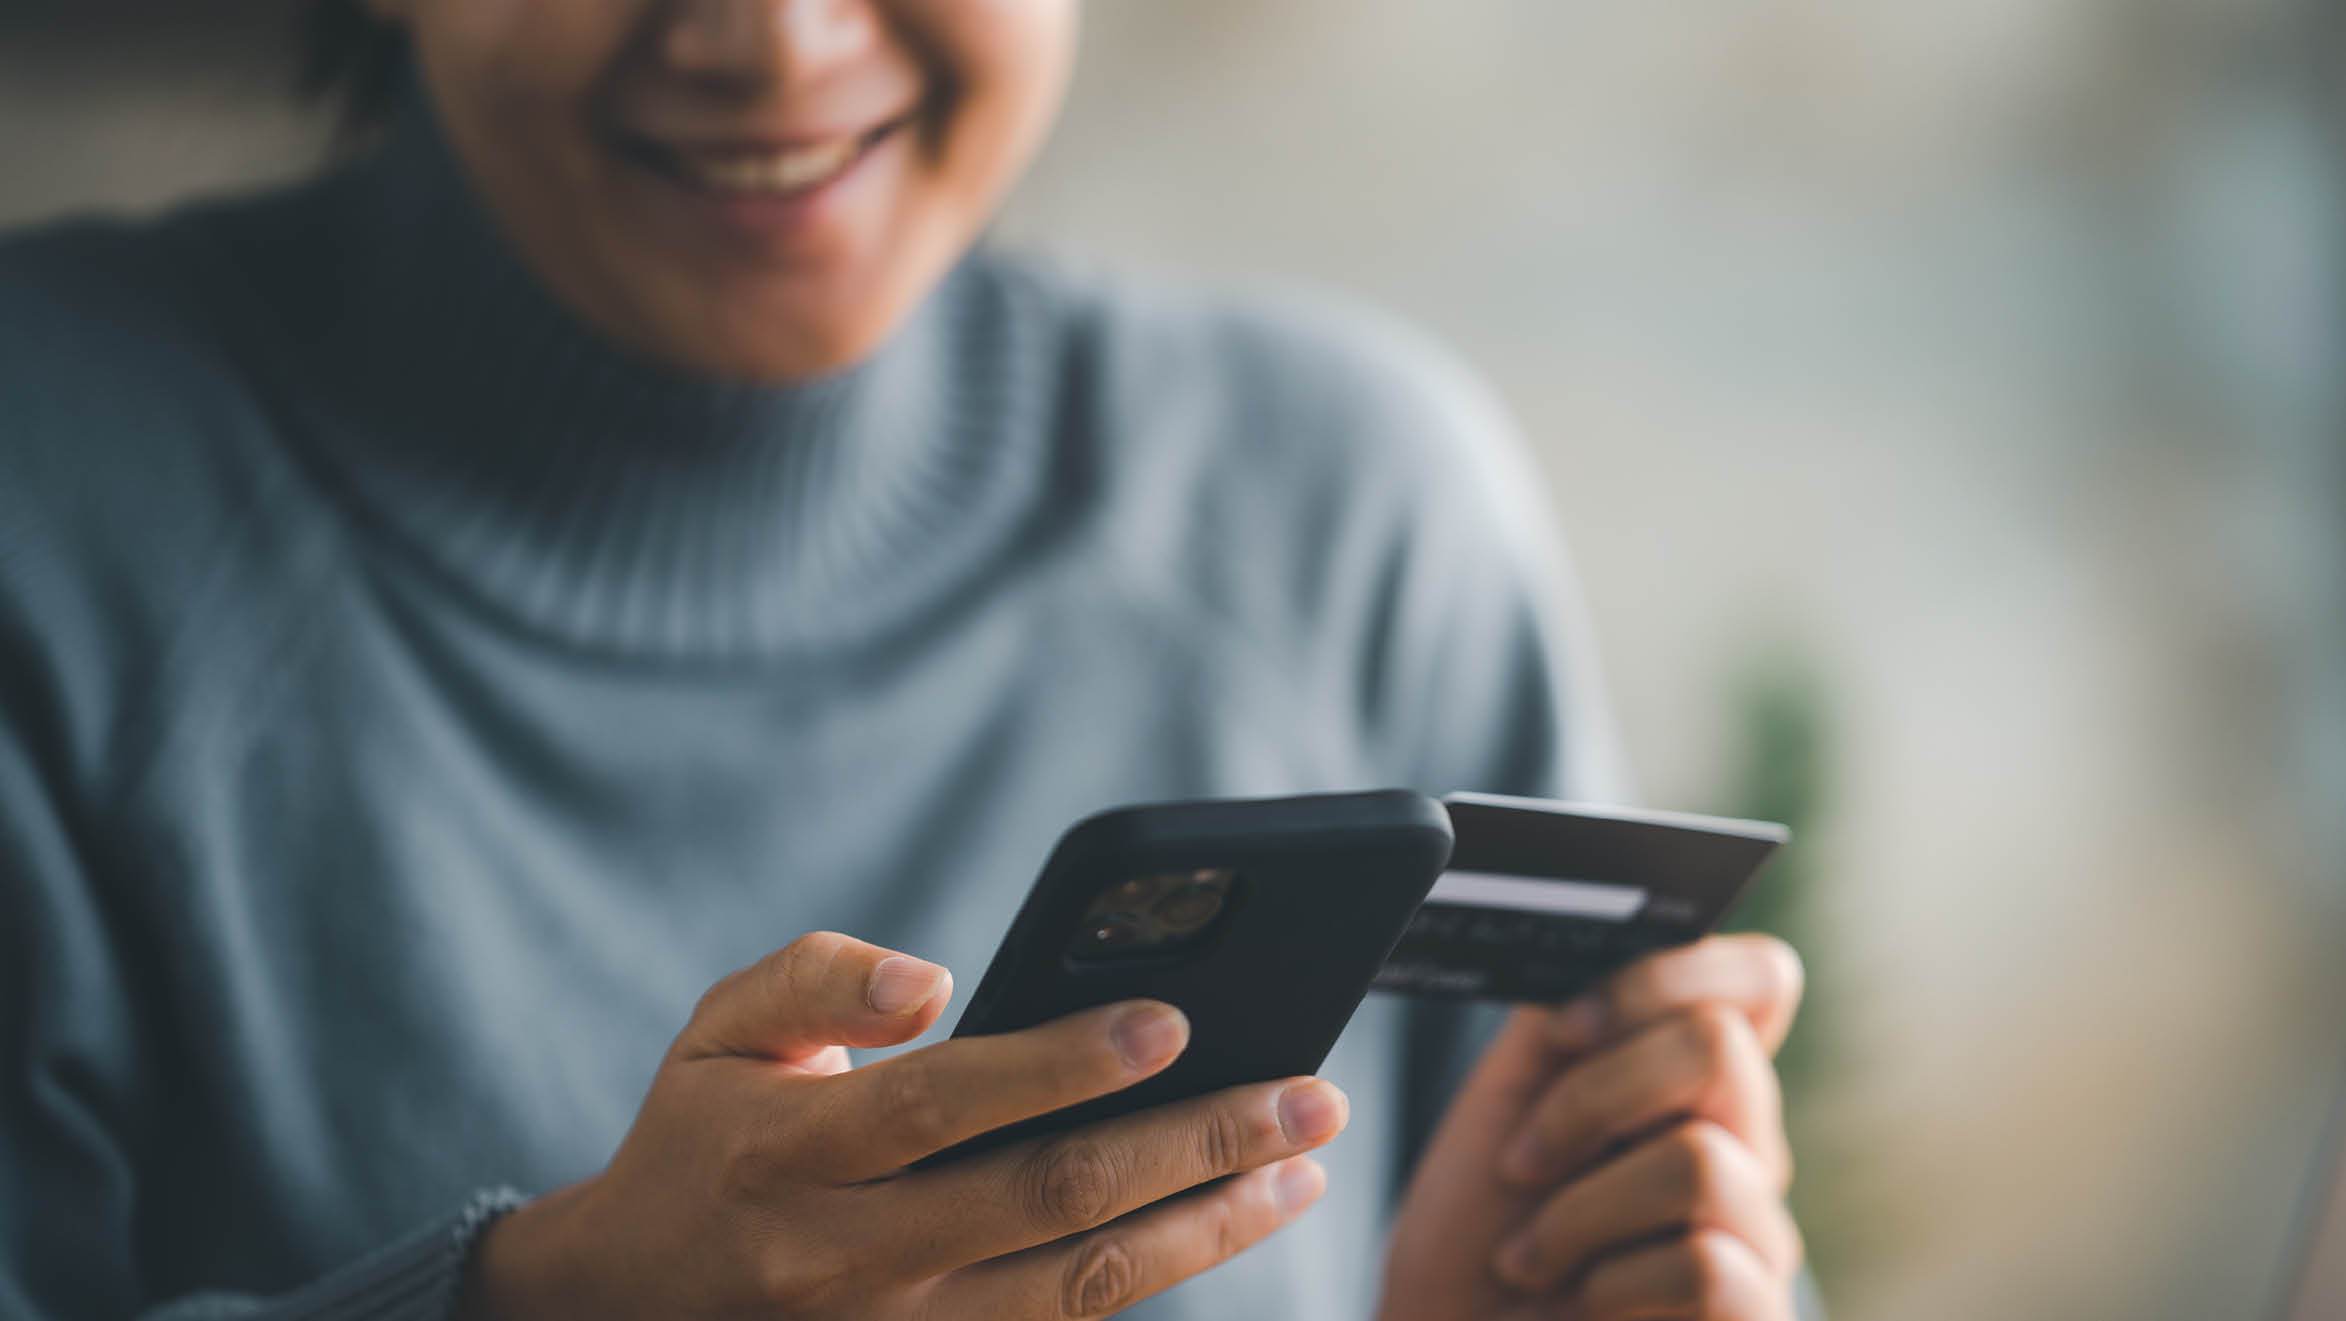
[1716,648,1847,1291]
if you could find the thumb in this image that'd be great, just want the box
[1420,1007,1553,1180]
[679,931,953,1065]
[1383,1009,1554,1316]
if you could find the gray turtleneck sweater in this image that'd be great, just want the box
[0,104,1629,1319]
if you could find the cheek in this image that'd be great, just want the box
[407,1,651,256]
[890,0,1077,201]
[408,0,637,126]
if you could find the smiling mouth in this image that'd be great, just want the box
[625,118,909,198]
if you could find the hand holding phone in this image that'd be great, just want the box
[456,932,1347,1320]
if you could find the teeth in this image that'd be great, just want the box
[675,137,861,194]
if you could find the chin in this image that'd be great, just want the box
[698,263,935,382]
[723,320,894,384]
[630,295,894,384]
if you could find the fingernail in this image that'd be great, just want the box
[1110,1003,1189,1071]
[1499,1131,1549,1184]
[1277,1082,1348,1145]
[866,956,946,1015]
[1494,1233,1540,1287]
[1273,1159,1325,1214]
[1550,995,1606,1050]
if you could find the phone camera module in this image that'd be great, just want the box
[1085,913,1146,948]
[1152,879,1227,934]
[1068,867,1238,964]
[1106,874,1168,907]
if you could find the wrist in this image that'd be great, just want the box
[452,1180,602,1321]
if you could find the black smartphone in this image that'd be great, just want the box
[930,788,1454,1163]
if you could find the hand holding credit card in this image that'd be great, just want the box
[1372,792,1787,1003]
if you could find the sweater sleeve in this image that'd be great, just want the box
[0,258,523,1313]
[133,1193,524,1320]
[0,694,526,1319]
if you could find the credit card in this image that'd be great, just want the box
[1370,793,1787,1002]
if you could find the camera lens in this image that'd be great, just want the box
[1107,874,1167,907]
[1152,882,1225,933]
[1086,913,1146,947]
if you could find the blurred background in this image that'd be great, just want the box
[4,2,2340,1316]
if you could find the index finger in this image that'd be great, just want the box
[867,1073,1347,1280]
[1543,933,1804,1056]
[791,999,1194,1182]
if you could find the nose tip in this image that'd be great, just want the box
[662,0,878,86]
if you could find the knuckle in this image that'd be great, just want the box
[1677,1002,1744,1067]
[751,1253,803,1307]
[1196,1103,1253,1175]
[776,931,847,990]
[1021,1138,1121,1232]
[789,929,852,955]
[1054,1028,1125,1094]
[1207,1191,1245,1261]
[718,1126,791,1203]
[1666,1121,1738,1214]
[1783,1210,1810,1273]
[1757,936,1806,1008]
[1677,1229,1746,1312]
[762,1229,888,1315]
[688,971,744,1029]
[754,1249,847,1311]
[1060,1236,1140,1317]
[1535,1082,1593,1151]
[875,1060,950,1150]
[1606,962,1660,1021]
[1761,1115,1795,1193]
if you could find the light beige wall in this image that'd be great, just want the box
[0,30,325,230]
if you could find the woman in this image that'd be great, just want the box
[0,2,1812,1317]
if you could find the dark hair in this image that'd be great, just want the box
[297,0,412,141]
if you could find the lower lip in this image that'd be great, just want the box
[630,126,902,247]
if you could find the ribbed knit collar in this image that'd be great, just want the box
[228,95,1051,661]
